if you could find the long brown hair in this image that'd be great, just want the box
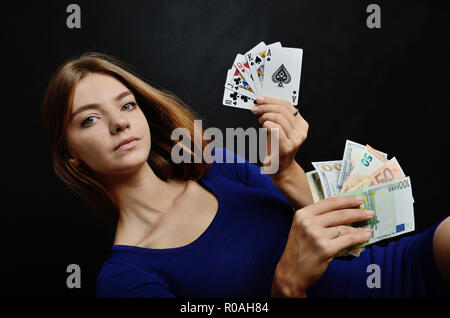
[41,52,212,225]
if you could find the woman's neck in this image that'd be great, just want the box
[100,162,189,230]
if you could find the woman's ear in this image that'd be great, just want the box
[69,156,81,167]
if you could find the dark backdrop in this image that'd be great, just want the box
[2,0,449,298]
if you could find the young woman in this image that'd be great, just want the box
[41,52,450,297]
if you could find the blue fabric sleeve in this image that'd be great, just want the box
[307,219,449,297]
[96,262,175,298]
[214,147,283,194]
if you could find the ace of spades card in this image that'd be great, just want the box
[262,45,303,106]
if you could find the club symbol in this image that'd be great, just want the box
[271,64,291,88]
[241,95,249,103]
[229,92,239,101]
[233,78,241,85]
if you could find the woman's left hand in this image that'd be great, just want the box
[251,96,309,175]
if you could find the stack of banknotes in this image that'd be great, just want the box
[306,140,415,257]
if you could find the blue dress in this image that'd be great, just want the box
[96,147,449,297]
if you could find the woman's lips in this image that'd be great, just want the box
[115,139,139,151]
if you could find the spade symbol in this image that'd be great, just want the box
[271,64,291,88]
[255,56,262,64]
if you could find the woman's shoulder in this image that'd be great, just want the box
[206,146,252,183]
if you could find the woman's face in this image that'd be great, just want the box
[66,73,151,176]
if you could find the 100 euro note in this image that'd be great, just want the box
[339,146,393,256]
[338,177,415,256]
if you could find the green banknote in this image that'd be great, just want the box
[338,177,415,255]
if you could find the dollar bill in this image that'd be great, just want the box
[339,145,388,194]
[336,140,387,192]
[306,170,324,203]
[311,160,342,199]
[338,177,415,256]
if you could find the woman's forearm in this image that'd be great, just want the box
[269,161,314,210]
[433,216,450,285]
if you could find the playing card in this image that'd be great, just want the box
[262,45,303,105]
[233,54,260,96]
[245,42,266,92]
[225,67,256,99]
[222,87,257,110]
[247,42,281,95]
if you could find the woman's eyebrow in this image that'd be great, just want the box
[71,90,133,119]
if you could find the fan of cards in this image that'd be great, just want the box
[222,41,303,110]
[306,140,415,257]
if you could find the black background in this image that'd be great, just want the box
[2,0,449,298]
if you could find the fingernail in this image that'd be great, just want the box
[251,106,258,113]
[356,196,365,204]
[256,96,264,104]
[365,210,374,217]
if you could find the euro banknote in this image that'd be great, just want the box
[307,140,414,257]
[339,145,388,194]
[369,157,405,186]
[336,140,387,192]
[338,177,415,256]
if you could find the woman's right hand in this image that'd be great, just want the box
[271,195,373,297]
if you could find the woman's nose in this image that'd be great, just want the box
[110,115,129,133]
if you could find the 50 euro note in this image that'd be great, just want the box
[369,157,405,186]
[337,140,387,192]
[337,177,415,257]
[339,145,388,194]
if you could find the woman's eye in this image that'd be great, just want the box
[81,116,97,127]
[122,102,137,111]
[80,102,137,128]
